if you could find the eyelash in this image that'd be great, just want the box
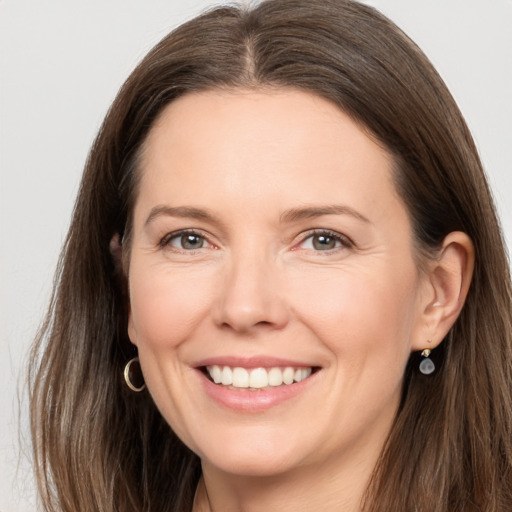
[158,229,354,253]
[159,229,211,252]
[296,229,354,252]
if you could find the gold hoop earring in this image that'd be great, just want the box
[124,357,146,392]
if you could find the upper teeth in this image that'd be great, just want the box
[206,365,312,389]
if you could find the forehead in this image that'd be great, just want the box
[134,88,409,236]
[144,88,384,159]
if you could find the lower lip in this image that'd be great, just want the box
[197,370,317,413]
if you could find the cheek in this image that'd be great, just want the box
[128,262,217,348]
[286,262,419,358]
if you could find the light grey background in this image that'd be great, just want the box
[1,1,511,510]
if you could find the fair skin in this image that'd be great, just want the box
[127,88,473,511]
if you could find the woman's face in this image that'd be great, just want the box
[127,89,431,477]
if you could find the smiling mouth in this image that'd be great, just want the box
[203,365,318,390]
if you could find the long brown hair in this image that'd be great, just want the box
[30,0,512,510]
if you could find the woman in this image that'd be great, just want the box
[29,0,512,510]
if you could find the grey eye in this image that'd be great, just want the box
[170,233,206,250]
[312,234,337,250]
[300,233,343,251]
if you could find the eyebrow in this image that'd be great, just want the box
[280,205,370,224]
[144,205,222,227]
[144,203,370,228]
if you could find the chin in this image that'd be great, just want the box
[193,429,309,478]
[203,452,302,478]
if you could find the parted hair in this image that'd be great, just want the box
[30,0,512,510]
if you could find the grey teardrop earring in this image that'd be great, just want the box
[419,348,435,375]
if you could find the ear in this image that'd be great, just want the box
[127,313,138,347]
[411,231,474,351]
[126,288,138,347]
[111,232,138,347]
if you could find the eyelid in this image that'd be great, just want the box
[294,229,354,251]
[158,228,353,253]
[159,228,215,251]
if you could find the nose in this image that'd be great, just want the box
[212,249,290,334]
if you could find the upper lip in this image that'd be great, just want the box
[192,356,318,369]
